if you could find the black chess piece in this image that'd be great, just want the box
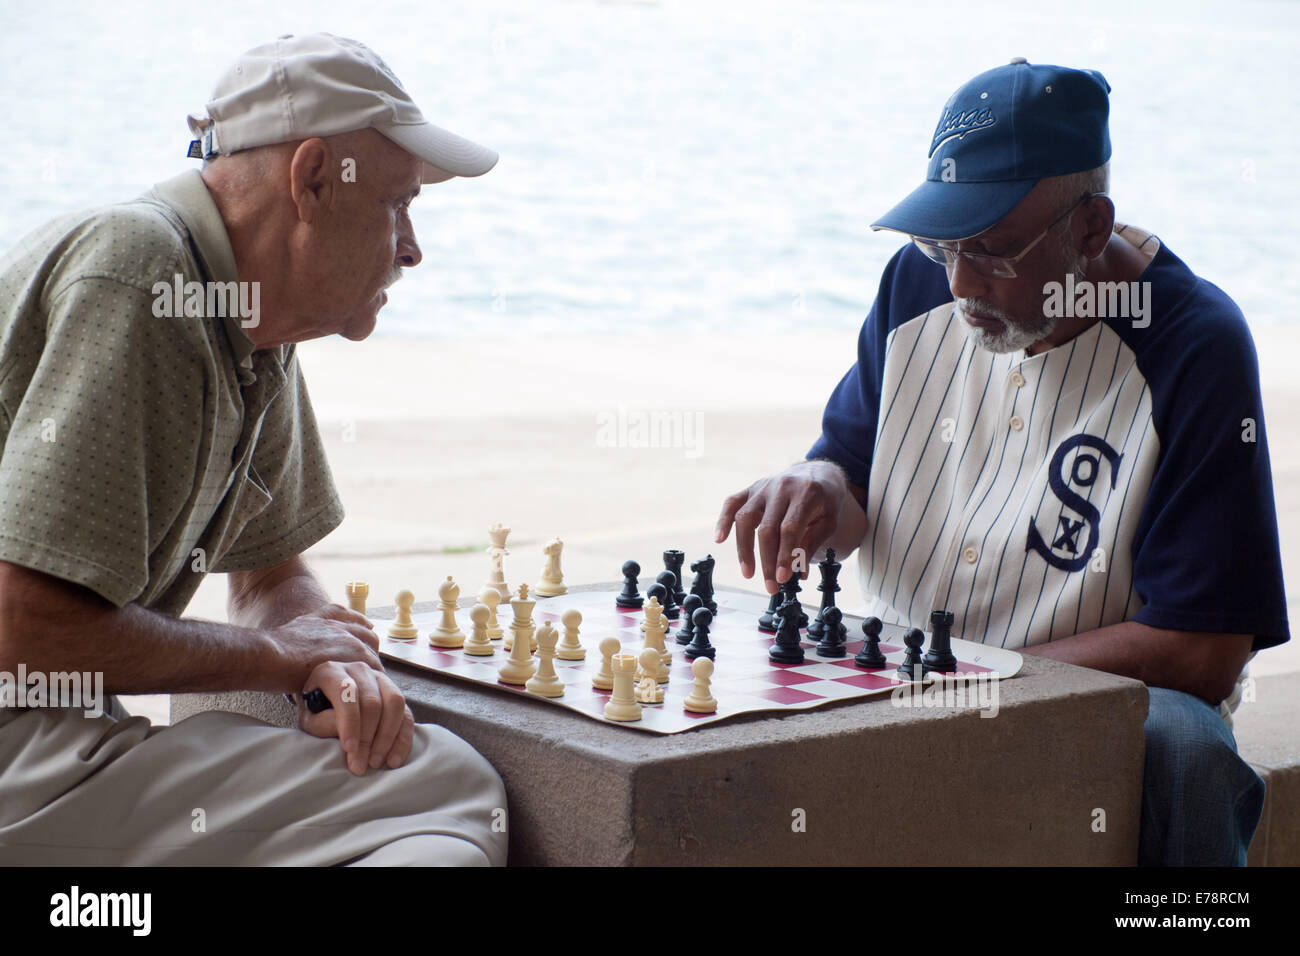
[656,570,681,620]
[662,550,687,606]
[769,596,806,664]
[677,593,702,645]
[807,548,842,640]
[778,573,809,629]
[855,617,887,669]
[684,606,716,660]
[616,560,644,609]
[923,610,958,674]
[897,628,925,680]
[646,582,669,619]
[814,606,847,658]
[757,590,781,633]
[689,554,718,615]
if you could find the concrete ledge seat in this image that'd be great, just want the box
[171,690,297,728]
[1235,672,1300,866]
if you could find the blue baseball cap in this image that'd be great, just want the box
[871,58,1111,241]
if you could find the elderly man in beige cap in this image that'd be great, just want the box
[0,34,506,865]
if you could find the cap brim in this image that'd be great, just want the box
[870,179,1037,241]
[381,121,499,184]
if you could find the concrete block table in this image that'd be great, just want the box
[372,584,1147,866]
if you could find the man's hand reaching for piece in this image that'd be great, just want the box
[714,459,868,594]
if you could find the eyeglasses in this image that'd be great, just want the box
[911,192,1104,279]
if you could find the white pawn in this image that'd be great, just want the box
[604,652,642,722]
[534,536,567,597]
[635,647,665,703]
[683,657,717,714]
[477,586,504,641]
[464,604,495,656]
[525,622,565,698]
[387,589,419,641]
[556,608,585,660]
[429,576,466,648]
[592,636,620,691]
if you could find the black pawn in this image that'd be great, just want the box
[807,548,842,640]
[897,628,925,680]
[677,594,702,645]
[855,617,887,669]
[689,554,718,615]
[814,607,846,658]
[923,610,958,674]
[757,590,781,633]
[684,607,716,660]
[616,560,644,609]
[656,570,681,620]
[769,597,805,664]
[663,550,687,606]
[646,582,669,621]
[778,574,809,629]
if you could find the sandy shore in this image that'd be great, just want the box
[123,326,1300,722]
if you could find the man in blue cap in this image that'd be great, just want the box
[717,59,1288,865]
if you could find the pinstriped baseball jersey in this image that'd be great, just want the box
[809,227,1289,658]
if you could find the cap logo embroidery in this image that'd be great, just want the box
[931,105,996,155]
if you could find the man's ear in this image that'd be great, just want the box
[1080,194,1115,259]
[289,138,334,224]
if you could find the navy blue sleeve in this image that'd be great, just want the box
[807,243,952,493]
[1124,274,1289,652]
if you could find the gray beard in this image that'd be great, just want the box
[960,305,1059,354]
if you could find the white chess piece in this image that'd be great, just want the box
[683,657,717,714]
[429,576,466,648]
[556,608,586,660]
[485,523,511,601]
[498,587,538,686]
[387,589,419,641]
[604,652,642,721]
[592,636,620,691]
[464,604,495,656]
[635,647,665,703]
[477,586,504,641]
[639,597,671,683]
[525,622,565,698]
[534,536,567,597]
[504,584,538,652]
[345,581,369,615]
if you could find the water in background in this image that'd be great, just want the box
[1,0,1296,341]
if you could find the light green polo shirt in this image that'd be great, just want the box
[0,171,344,617]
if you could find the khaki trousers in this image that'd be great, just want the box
[0,698,507,866]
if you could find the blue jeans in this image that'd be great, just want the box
[1141,687,1265,866]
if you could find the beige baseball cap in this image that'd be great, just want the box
[186,32,498,183]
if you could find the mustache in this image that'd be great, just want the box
[383,267,404,290]
[959,300,1012,322]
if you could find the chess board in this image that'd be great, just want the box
[372,588,1023,735]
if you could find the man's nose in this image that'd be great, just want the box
[945,254,988,301]
[397,222,422,268]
